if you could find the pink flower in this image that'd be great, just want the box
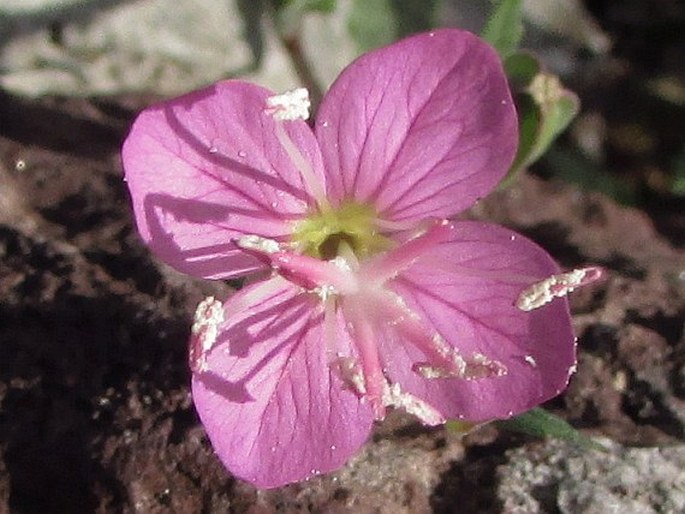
[122,29,597,488]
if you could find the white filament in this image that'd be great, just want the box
[264,89,328,208]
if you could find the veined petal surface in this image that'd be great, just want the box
[122,81,325,279]
[385,221,575,421]
[191,278,373,488]
[315,29,517,223]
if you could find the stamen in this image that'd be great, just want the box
[265,88,310,121]
[264,89,328,209]
[516,266,604,312]
[237,234,359,295]
[236,234,281,254]
[272,253,359,295]
[382,382,445,426]
[332,356,367,396]
[330,255,353,273]
[413,337,507,380]
[189,296,224,373]
[375,290,507,380]
[323,296,337,354]
[524,355,538,367]
[343,299,387,419]
[335,241,360,271]
[361,219,453,284]
[273,123,328,209]
[469,352,508,377]
[334,353,448,426]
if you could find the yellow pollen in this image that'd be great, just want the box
[291,201,393,260]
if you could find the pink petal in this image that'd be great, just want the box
[315,29,517,223]
[191,278,373,488]
[122,81,326,279]
[384,221,575,422]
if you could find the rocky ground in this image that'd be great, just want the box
[0,89,683,513]
[1,0,684,511]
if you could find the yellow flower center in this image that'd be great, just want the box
[291,201,393,260]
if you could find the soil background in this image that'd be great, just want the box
[1,1,684,513]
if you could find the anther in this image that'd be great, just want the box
[333,356,367,396]
[264,88,328,208]
[516,266,604,312]
[236,235,281,254]
[189,296,224,373]
[382,382,445,426]
[314,284,337,302]
[265,88,310,121]
[414,345,507,381]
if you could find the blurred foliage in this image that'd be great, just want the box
[2,1,680,210]
[347,0,581,188]
[502,71,579,185]
[348,0,439,52]
[270,0,338,37]
[544,147,637,204]
[445,419,477,435]
[482,0,523,59]
[446,408,604,451]
[269,0,336,13]
[670,144,685,196]
[389,0,439,38]
[348,0,396,52]
[480,1,580,187]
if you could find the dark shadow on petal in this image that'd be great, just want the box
[136,88,323,277]
[197,371,255,404]
[229,299,313,357]
[196,314,307,404]
[161,102,312,205]
[211,290,323,389]
[142,192,266,277]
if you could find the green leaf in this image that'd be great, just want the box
[271,0,337,37]
[445,420,478,435]
[390,0,439,38]
[670,144,685,195]
[525,91,579,165]
[497,408,606,451]
[500,71,580,186]
[348,0,396,52]
[303,0,337,13]
[269,0,288,9]
[348,0,440,53]
[270,0,336,12]
[482,0,524,59]
[672,175,685,195]
[504,94,540,182]
[504,51,539,90]
[525,73,580,165]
